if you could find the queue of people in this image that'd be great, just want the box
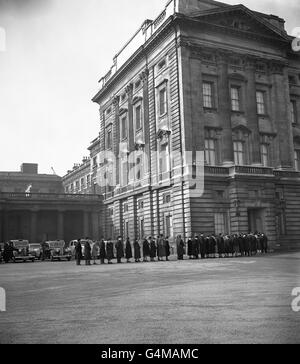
[72,232,268,266]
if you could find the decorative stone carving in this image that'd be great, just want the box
[156,129,171,145]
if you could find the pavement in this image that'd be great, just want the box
[0,252,299,344]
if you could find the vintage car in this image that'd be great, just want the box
[10,240,35,263]
[28,243,42,260]
[47,240,72,261]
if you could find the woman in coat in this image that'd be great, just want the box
[149,237,157,262]
[125,238,133,263]
[84,240,92,265]
[74,239,82,266]
[99,239,106,264]
[157,235,166,261]
[187,237,193,259]
[133,239,141,263]
[176,235,185,260]
[142,238,150,262]
[91,241,99,265]
[165,237,171,261]
[115,237,124,264]
[106,240,114,264]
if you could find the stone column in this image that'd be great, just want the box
[113,96,120,185]
[141,69,150,178]
[30,210,38,244]
[271,62,294,169]
[245,58,262,165]
[217,53,234,166]
[57,210,64,240]
[125,84,134,152]
[83,211,89,238]
[91,212,100,241]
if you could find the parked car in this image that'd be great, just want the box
[10,240,35,263]
[29,243,42,260]
[47,240,72,261]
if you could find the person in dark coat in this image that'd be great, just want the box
[237,234,244,257]
[142,238,150,262]
[74,239,82,266]
[125,237,132,263]
[106,239,114,264]
[115,237,124,264]
[99,239,106,264]
[192,236,199,259]
[3,242,10,263]
[176,235,185,260]
[244,234,251,257]
[199,234,206,259]
[149,237,156,262]
[165,237,171,261]
[209,235,217,258]
[261,233,268,254]
[217,234,225,258]
[251,233,258,255]
[84,240,92,265]
[205,236,210,258]
[134,239,141,262]
[157,235,166,261]
[187,237,193,259]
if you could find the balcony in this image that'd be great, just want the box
[230,166,274,176]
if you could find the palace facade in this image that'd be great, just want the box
[80,0,300,250]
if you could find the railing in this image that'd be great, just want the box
[274,170,300,178]
[205,166,230,175]
[231,166,274,176]
[0,192,102,201]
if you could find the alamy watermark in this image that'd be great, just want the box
[0,287,6,312]
[291,287,300,313]
[291,27,300,52]
[0,27,6,52]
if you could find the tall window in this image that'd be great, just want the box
[165,214,173,238]
[93,156,97,169]
[231,86,240,111]
[256,91,266,115]
[121,161,128,186]
[295,150,300,171]
[134,105,142,131]
[290,100,297,125]
[138,218,144,240]
[261,144,269,167]
[159,144,169,177]
[214,213,228,235]
[234,141,244,166]
[205,139,216,165]
[203,82,213,108]
[106,129,112,149]
[121,115,127,140]
[159,87,167,116]
[86,174,91,187]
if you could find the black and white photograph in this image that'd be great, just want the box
[0,0,300,347]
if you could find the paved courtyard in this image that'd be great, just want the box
[0,252,299,344]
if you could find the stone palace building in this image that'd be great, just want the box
[65,0,300,250]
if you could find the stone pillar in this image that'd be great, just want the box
[30,210,38,244]
[83,211,89,238]
[245,58,262,165]
[91,212,100,241]
[271,62,294,169]
[57,210,64,240]
[217,54,234,166]
[113,96,120,185]
[125,84,134,152]
[141,69,150,178]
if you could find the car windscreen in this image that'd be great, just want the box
[29,244,41,249]
[48,242,64,248]
[13,242,29,248]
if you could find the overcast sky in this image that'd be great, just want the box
[0,0,299,176]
